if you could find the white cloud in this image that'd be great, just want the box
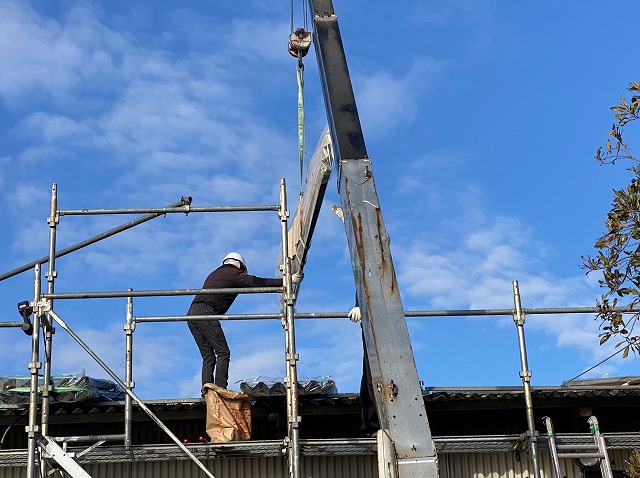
[384,147,638,382]
[13,145,62,166]
[99,80,219,156]
[396,219,635,382]
[397,215,544,310]
[21,112,93,143]
[296,319,364,391]
[355,56,450,137]
[0,156,9,189]
[0,2,127,103]
[230,18,291,63]
[0,1,299,287]
[48,318,125,379]
[228,348,284,385]
[0,328,34,376]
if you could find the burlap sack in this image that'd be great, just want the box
[202,383,252,443]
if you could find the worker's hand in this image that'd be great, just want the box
[291,272,304,284]
[348,306,361,323]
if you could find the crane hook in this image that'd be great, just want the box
[288,28,311,59]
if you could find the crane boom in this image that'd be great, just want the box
[308,1,439,477]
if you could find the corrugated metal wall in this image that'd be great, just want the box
[79,455,378,478]
[1,450,632,477]
[1,456,377,478]
[439,449,630,478]
[0,467,26,478]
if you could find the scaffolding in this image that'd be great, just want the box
[0,180,304,478]
[0,180,637,478]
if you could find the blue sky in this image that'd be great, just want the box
[1,0,640,399]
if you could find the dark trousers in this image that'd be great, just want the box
[360,327,380,435]
[187,302,230,389]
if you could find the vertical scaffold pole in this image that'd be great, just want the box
[26,264,42,478]
[42,183,59,438]
[279,179,300,478]
[512,280,541,478]
[124,291,135,450]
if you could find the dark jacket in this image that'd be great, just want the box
[191,264,283,314]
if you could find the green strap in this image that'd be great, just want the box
[9,386,86,392]
[297,56,305,192]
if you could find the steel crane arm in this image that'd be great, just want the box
[308,0,367,162]
[307,1,439,477]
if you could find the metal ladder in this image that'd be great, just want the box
[542,415,613,478]
[36,434,93,478]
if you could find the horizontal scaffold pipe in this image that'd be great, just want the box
[404,306,636,317]
[42,286,284,300]
[51,434,125,443]
[58,205,278,216]
[137,313,285,323]
[0,321,25,328]
[0,197,191,282]
[142,306,638,323]
[294,306,634,320]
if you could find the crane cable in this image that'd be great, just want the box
[296,54,305,193]
[289,0,311,193]
[290,0,309,34]
[290,0,294,34]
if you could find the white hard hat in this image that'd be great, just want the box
[222,252,247,270]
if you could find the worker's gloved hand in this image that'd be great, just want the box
[291,272,304,284]
[348,306,361,323]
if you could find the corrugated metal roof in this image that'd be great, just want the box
[3,386,640,416]
[424,386,640,402]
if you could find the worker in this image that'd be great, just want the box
[348,302,380,437]
[187,252,302,389]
